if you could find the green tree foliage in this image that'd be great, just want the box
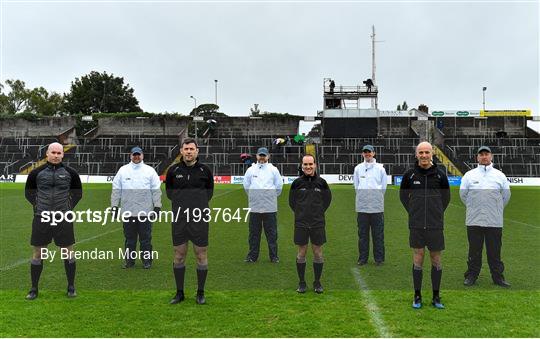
[190,103,226,117]
[0,79,30,114]
[0,79,65,115]
[27,87,65,116]
[64,71,142,114]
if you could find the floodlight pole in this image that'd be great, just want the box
[482,87,487,110]
[214,80,218,105]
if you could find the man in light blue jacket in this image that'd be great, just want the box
[243,147,283,263]
[460,146,511,287]
[353,144,388,266]
[111,147,162,269]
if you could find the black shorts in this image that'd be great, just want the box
[172,221,209,247]
[409,228,445,251]
[30,217,75,247]
[294,227,326,246]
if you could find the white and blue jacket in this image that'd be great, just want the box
[111,161,162,215]
[243,162,283,213]
[353,159,387,213]
[459,163,511,227]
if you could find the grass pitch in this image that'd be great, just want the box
[1,183,539,337]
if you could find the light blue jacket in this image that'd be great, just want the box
[111,161,162,215]
[243,162,283,213]
[353,160,387,213]
[459,163,511,227]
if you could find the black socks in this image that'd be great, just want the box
[196,264,208,294]
[431,265,442,297]
[64,259,76,287]
[413,264,423,297]
[173,263,185,293]
[30,259,43,289]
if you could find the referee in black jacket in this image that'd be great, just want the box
[289,154,332,294]
[24,142,82,300]
[400,141,450,310]
[166,138,214,305]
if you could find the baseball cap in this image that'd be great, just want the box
[131,146,143,155]
[477,146,492,153]
[257,147,269,156]
[362,145,375,152]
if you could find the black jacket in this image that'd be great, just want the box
[165,158,214,211]
[25,162,83,216]
[399,162,450,230]
[289,173,332,228]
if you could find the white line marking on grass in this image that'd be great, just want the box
[0,227,122,272]
[0,187,240,272]
[450,203,540,229]
[351,267,392,338]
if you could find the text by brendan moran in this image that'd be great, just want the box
[39,247,159,262]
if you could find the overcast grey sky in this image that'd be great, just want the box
[1,0,538,116]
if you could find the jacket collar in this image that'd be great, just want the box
[363,158,377,164]
[46,161,64,169]
[301,171,319,180]
[179,156,200,168]
[130,160,144,168]
[414,160,438,174]
[477,163,493,171]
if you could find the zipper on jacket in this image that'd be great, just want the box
[424,173,427,229]
[51,166,56,210]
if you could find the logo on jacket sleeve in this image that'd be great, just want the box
[413,180,421,185]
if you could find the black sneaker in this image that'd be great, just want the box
[67,286,77,298]
[169,291,185,304]
[313,281,324,294]
[26,288,38,300]
[494,279,511,288]
[122,260,135,269]
[375,261,384,266]
[464,276,477,286]
[412,295,422,309]
[296,281,307,293]
[143,262,152,269]
[244,257,256,263]
[357,260,367,266]
[196,292,206,305]
[270,257,280,263]
[432,296,445,309]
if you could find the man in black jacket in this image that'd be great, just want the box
[166,138,214,305]
[289,154,332,294]
[399,141,450,310]
[24,142,83,300]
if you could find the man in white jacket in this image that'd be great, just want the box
[460,146,511,287]
[243,147,283,263]
[111,147,162,269]
[353,144,387,266]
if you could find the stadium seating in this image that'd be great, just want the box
[2,120,539,178]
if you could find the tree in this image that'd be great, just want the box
[190,103,224,116]
[64,71,142,114]
[0,79,30,114]
[27,87,65,116]
[396,104,402,111]
[0,79,64,115]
